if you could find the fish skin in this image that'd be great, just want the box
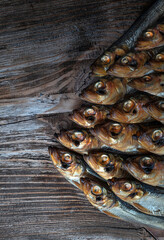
[90,121,145,153]
[124,155,164,188]
[91,0,164,76]
[143,99,164,124]
[55,129,103,154]
[128,73,164,97]
[83,150,129,180]
[107,93,153,123]
[79,78,127,105]
[69,105,109,128]
[138,126,164,155]
[80,177,164,229]
[107,51,151,78]
[109,178,164,216]
[135,25,164,51]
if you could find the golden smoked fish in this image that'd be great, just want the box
[128,73,164,97]
[55,129,103,154]
[80,176,164,229]
[107,93,153,123]
[138,126,164,155]
[70,105,109,128]
[109,178,164,216]
[135,24,164,51]
[124,155,164,187]
[107,51,151,78]
[90,121,145,153]
[83,150,129,180]
[79,78,127,105]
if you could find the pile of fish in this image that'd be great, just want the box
[49,0,164,229]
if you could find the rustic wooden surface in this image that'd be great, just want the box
[0,0,164,239]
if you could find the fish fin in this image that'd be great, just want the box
[132,203,152,215]
[102,210,121,220]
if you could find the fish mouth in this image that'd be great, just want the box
[90,64,108,77]
[80,89,102,104]
[80,177,92,195]
[48,146,60,166]
[70,110,94,128]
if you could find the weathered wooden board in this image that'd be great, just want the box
[0,0,164,239]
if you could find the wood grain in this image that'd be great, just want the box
[0,0,163,239]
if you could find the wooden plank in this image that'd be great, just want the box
[0,0,163,239]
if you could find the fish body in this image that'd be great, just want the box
[124,155,164,187]
[109,178,164,216]
[80,177,164,229]
[107,93,153,123]
[70,105,109,128]
[107,52,151,78]
[138,126,164,155]
[144,99,164,124]
[83,151,129,180]
[91,121,144,153]
[55,129,103,154]
[80,78,127,105]
[127,73,164,97]
[91,0,164,76]
[135,24,164,51]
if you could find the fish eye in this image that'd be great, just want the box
[99,154,110,165]
[152,130,163,141]
[110,123,122,136]
[140,157,154,169]
[94,81,107,95]
[122,182,133,191]
[72,131,85,142]
[123,100,135,113]
[91,185,102,196]
[158,101,164,110]
[121,56,132,65]
[142,75,152,82]
[101,54,111,64]
[62,153,72,164]
[144,31,154,38]
[156,54,164,61]
[84,108,96,116]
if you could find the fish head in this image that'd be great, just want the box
[56,129,92,153]
[80,177,115,208]
[48,147,85,177]
[135,28,163,50]
[128,73,164,94]
[125,155,157,180]
[70,105,108,128]
[84,151,122,180]
[109,178,144,202]
[150,52,164,71]
[90,51,116,76]
[80,79,112,104]
[144,99,164,122]
[109,97,139,123]
[108,52,147,77]
[93,121,126,145]
[138,127,164,154]
[90,47,127,76]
